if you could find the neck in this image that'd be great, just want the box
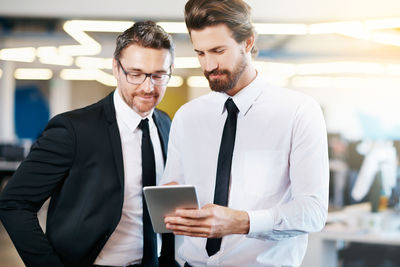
[226,63,257,96]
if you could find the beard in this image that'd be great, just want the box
[204,54,247,93]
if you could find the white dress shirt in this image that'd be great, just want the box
[94,89,164,266]
[161,74,329,267]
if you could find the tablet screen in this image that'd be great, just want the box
[143,185,200,233]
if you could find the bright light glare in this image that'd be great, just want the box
[187,76,209,87]
[14,68,53,80]
[168,76,184,87]
[0,47,36,62]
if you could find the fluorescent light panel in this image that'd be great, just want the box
[157,22,188,33]
[168,76,184,87]
[37,46,73,66]
[174,57,200,69]
[75,57,112,69]
[14,68,53,80]
[254,23,308,35]
[0,47,36,62]
[187,76,209,87]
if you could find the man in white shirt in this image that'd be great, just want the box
[0,21,177,267]
[161,0,329,266]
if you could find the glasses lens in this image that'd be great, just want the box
[151,74,170,85]
[126,73,146,84]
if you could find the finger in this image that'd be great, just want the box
[175,208,211,218]
[173,231,209,238]
[165,216,207,227]
[167,223,210,235]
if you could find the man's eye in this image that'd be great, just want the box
[129,73,143,78]
[152,74,164,80]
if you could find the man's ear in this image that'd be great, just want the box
[112,58,119,79]
[245,34,255,53]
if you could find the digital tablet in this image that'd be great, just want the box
[143,185,200,233]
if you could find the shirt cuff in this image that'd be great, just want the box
[247,209,274,237]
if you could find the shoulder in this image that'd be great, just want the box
[154,109,171,122]
[258,80,321,113]
[55,93,112,125]
[173,91,215,119]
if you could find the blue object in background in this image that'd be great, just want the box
[14,85,49,140]
[358,112,400,141]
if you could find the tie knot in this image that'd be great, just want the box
[138,118,150,131]
[225,98,238,116]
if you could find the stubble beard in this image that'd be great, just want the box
[204,55,247,93]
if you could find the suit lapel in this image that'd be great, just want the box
[103,92,124,189]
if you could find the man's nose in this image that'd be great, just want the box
[141,76,154,93]
[204,55,218,72]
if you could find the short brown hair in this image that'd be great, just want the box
[114,21,174,62]
[184,0,257,55]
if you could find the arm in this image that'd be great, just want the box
[247,98,329,240]
[165,98,329,240]
[0,115,75,266]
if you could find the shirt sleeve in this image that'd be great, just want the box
[247,98,329,240]
[160,109,186,186]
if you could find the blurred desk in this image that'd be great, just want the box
[302,203,400,267]
[0,161,20,188]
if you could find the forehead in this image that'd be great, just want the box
[190,24,239,51]
[119,44,171,71]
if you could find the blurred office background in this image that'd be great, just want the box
[2,0,400,266]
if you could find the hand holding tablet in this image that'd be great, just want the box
[143,185,200,233]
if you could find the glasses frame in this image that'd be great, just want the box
[117,59,172,86]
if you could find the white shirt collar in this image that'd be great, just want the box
[113,89,154,133]
[214,72,263,116]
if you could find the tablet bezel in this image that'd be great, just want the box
[143,185,200,233]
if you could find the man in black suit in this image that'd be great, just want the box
[0,21,176,267]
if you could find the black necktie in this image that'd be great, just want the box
[206,98,239,257]
[139,119,158,267]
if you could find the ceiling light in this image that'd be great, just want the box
[96,70,116,87]
[309,21,365,35]
[370,31,400,47]
[60,21,102,56]
[291,76,400,90]
[75,57,112,69]
[168,76,184,87]
[254,23,308,35]
[296,62,384,75]
[174,57,200,69]
[157,22,188,33]
[64,20,134,32]
[60,69,99,80]
[14,68,53,80]
[0,47,36,62]
[187,76,209,87]
[37,46,73,66]
[365,18,400,30]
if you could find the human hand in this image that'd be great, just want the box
[164,204,249,238]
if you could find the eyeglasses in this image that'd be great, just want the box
[117,59,171,86]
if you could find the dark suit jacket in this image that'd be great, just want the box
[0,92,174,267]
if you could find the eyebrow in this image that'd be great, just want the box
[194,45,226,53]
